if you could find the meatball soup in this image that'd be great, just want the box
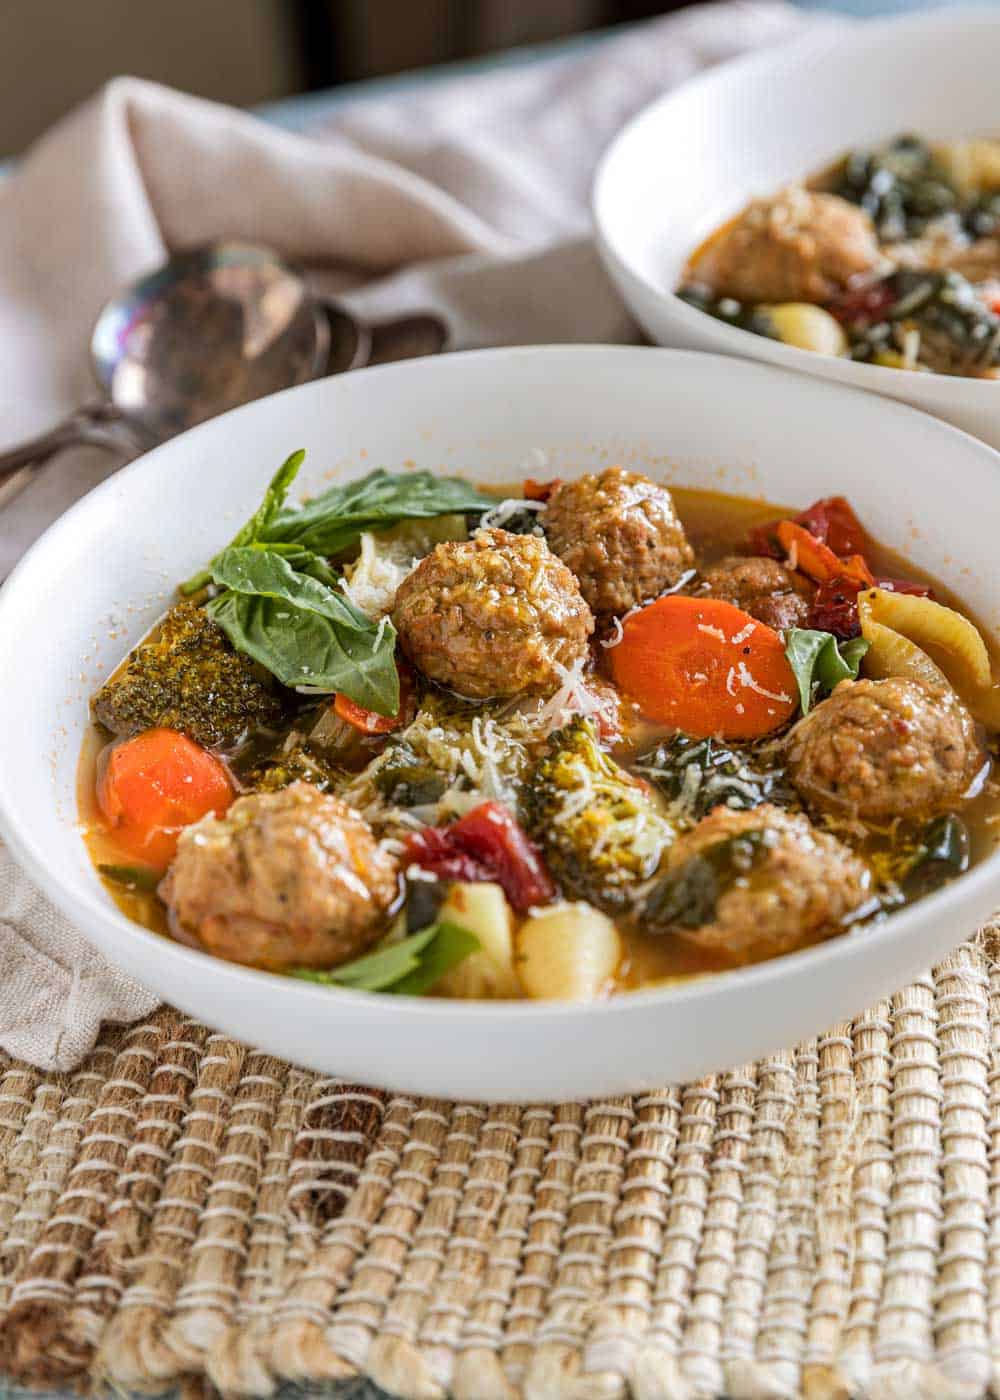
[81,456,1000,1001]
[680,134,1000,378]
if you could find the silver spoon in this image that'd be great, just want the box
[0,243,332,505]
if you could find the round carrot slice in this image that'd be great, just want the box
[609,595,798,740]
[98,727,234,870]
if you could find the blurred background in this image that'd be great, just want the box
[0,0,979,156]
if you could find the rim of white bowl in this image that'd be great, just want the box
[592,6,1000,395]
[2,345,1000,1029]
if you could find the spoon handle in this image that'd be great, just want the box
[0,401,137,510]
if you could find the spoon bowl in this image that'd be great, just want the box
[90,243,330,444]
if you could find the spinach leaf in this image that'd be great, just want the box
[901,814,970,900]
[290,921,478,995]
[644,830,770,932]
[267,468,494,557]
[98,863,162,894]
[205,554,400,715]
[785,629,869,715]
[181,449,304,593]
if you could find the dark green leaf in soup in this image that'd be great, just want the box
[900,814,970,900]
[635,734,794,819]
[98,863,162,894]
[205,557,400,716]
[784,629,869,716]
[290,921,478,995]
[644,829,771,933]
[266,468,495,558]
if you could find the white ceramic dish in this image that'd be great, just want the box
[1,346,999,1102]
[594,8,1000,451]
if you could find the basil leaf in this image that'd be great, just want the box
[206,578,399,715]
[290,921,478,995]
[784,629,870,715]
[211,546,365,625]
[98,863,162,894]
[268,468,494,557]
[181,449,304,593]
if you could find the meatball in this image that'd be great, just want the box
[160,782,398,971]
[787,677,983,824]
[543,467,694,615]
[697,556,813,633]
[691,188,882,306]
[652,804,871,962]
[392,528,593,700]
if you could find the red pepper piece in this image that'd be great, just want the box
[873,577,934,599]
[827,282,897,327]
[524,477,562,502]
[749,495,867,561]
[809,576,864,639]
[404,801,555,911]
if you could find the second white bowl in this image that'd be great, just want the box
[594,8,1000,450]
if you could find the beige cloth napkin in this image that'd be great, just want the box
[0,1,836,1070]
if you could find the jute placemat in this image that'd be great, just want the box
[0,934,998,1400]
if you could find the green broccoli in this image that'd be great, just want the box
[241,741,342,794]
[91,602,282,748]
[524,717,675,916]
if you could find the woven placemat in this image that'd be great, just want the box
[1,935,999,1400]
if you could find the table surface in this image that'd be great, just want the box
[8,2,993,1395]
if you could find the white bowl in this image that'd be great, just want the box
[1,346,999,1102]
[594,8,1000,451]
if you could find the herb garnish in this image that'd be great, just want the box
[181,452,493,716]
[290,921,479,996]
[784,629,869,715]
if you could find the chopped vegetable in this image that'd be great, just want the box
[372,741,449,808]
[834,134,957,241]
[784,629,870,715]
[635,734,794,818]
[404,801,555,912]
[241,741,342,794]
[290,921,479,996]
[97,728,234,869]
[809,575,864,639]
[644,829,771,933]
[524,478,561,502]
[776,521,874,589]
[749,495,866,560]
[333,663,411,734]
[91,602,281,749]
[525,718,674,916]
[900,814,970,899]
[97,863,162,894]
[610,596,797,740]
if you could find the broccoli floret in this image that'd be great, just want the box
[524,717,674,916]
[242,742,342,794]
[91,602,282,748]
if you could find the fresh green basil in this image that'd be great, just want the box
[784,629,870,715]
[182,454,492,594]
[267,467,494,557]
[181,449,304,594]
[205,550,400,715]
[901,813,970,899]
[290,921,479,995]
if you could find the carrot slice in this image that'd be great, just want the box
[609,596,798,740]
[98,728,233,870]
[333,661,412,735]
[776,520,874,589]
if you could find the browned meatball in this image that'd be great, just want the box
[392,528,593,700]
[691,188,881,305]
[787,677,984,824]
[653,804,871,962]
[697,556,813,633]
[544,467,694,615]
[160,782,398,971]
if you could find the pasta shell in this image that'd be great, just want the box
[859,588,992,692]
